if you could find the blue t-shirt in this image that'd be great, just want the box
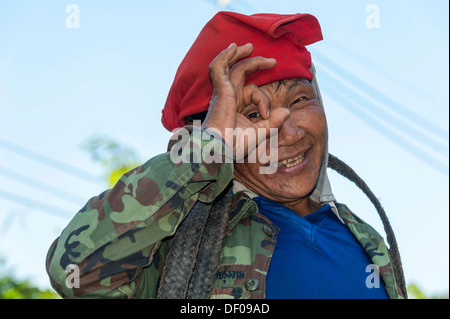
[252,196,389,299]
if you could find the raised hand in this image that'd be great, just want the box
[203,43,290,161]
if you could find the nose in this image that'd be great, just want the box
[277,115,304,148]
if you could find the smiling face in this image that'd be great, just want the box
[234,78,327,215]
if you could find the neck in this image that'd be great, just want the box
[233,179,321,217]
[282,197,322,217]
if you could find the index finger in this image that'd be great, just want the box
[230,56,277,88]
[208,43,253,79]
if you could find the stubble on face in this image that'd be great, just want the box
[233,78,327,216]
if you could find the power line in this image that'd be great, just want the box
[0,137,102,184]
[0,208,21,242]
[312,49,449,144]
[0,189,75,219]
[316,55,449,175]
[322,37,444,106]
[0,164,87,206]
[314,58,449,158]
[320,77,449,176]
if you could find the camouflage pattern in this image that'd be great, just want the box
[46,127,405,299]
[338,204,405,299]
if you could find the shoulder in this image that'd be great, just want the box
[335,202,385,240]
[335,202,392,267]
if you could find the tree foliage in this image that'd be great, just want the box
[407,282,449,299]
[0,258,59,299]
[81,135,141,187]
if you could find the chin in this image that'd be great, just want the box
[235,153,321,201]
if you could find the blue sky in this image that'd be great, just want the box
[0,0,448,296]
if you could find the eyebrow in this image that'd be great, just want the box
[275,78,309,94]
[276,80,285,93]
[288,78,309,91]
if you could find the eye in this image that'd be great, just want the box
[247,112,261,120]
[290,97,305,106]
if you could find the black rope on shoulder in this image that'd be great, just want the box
[327,153,407,298]
[157,184,232,299]
[156,198,212,298]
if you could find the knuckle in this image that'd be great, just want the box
[208,61,216,73]
[246,83,259,90]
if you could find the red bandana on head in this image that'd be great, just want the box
[161,11,323,132]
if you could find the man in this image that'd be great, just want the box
[46,12,405,299]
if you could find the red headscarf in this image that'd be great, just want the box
[161,11,323,132]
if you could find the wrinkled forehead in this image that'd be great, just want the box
[260,64,322,105]
[260,77,315,97]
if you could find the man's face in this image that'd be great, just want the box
[234,78,327,207]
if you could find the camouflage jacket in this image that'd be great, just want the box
[46,127,405,299]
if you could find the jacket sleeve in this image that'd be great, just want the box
[45,127,233,298]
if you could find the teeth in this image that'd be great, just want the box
[278,153,305,168]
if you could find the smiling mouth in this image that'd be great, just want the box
[277,150,308,168]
